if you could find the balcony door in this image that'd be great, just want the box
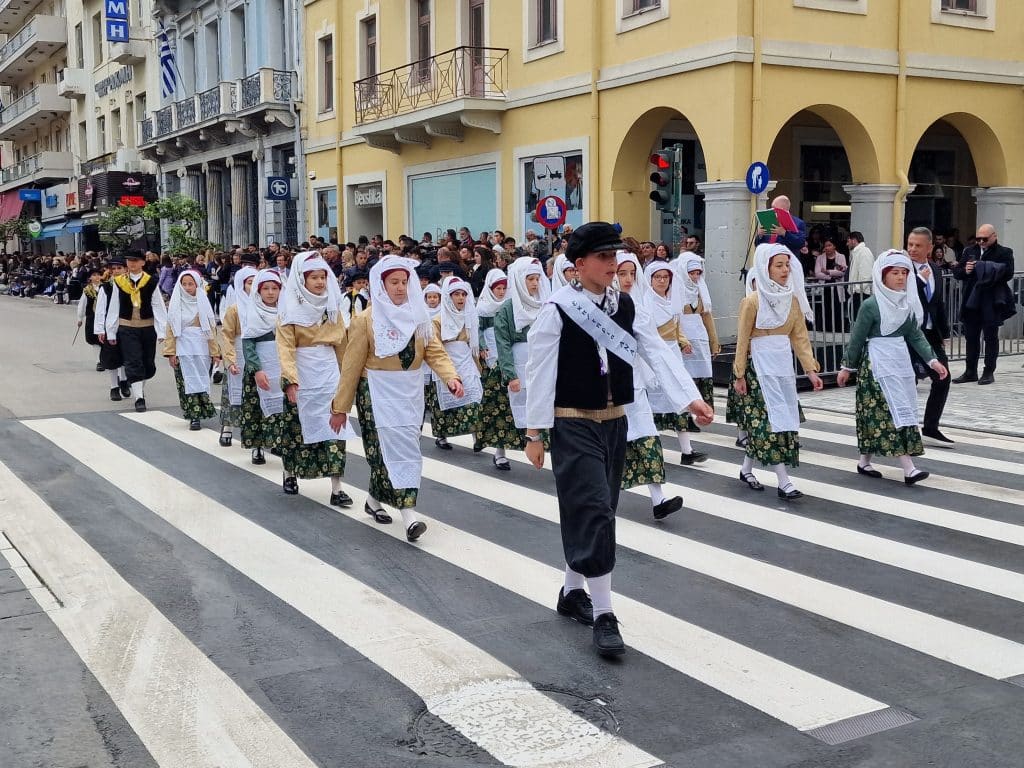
[468,0,485,96]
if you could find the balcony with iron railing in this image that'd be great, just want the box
[0,150,74,192]
[0,84,73,140]
[352,46,508,152]
[0,16,68,85]
[138,69,296,150]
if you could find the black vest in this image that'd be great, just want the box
[554,292,635,410]
[116,276,158,320]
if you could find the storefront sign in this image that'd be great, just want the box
[66,192,78,212]
[95,66,133,97]
[353,184,382,207]
[119,195,145,207]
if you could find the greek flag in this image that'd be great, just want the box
[157,21,179,100]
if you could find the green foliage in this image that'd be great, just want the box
[0,217,29,253]
[97,193,218,256]
[97,203,147,248]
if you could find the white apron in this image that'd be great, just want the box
[508,342,530,428]
[680,311,713,380]
[646,339,686,415]
[367,368,424,490]
[255,340,284,417]
[295,346,353,444]
[624,387,658,442]
[177,325,211,395]
[227,337,245,406]
[434,340,483,410]
[867,337,919,429]
[750,334,800,433]
[482,326,498,370]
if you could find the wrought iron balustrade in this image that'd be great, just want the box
[155,105,173,136]
[199,86,221,121]
[353,46,508,125]
[176,98,197,128]
[140,118,153,144]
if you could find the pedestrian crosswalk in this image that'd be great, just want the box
[2,406,1024,766]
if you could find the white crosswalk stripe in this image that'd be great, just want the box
[5,406,1024,765]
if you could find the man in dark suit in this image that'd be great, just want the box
[951,224,1016,385]
[907,227,954,448]
[755,194,807,256]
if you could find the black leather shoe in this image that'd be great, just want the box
[922,429,955,449]
[978,371,995,385]
[119,380,131,398]
[109,387,122,402]
[556,588,594,626]
[406,520,427,542]
[330,490,354,507]
[856,464,882,479]
[212,371,224,385]
[739,471,764,491]
[282,476,299,495]
[96,362,105,372]
[777,487,804,500]
[189,418,201,431]
[952,371,978,384]
[219,432,232,447]
[652,496,684,520]
[593,613,625,658]
[905,470,930,486]
[679,451,707,465]
[435,437,452,450]
[134,398,146,413]
[493,456,511,471]
[735,436,749,448]
[251,448,266,465]
[364,501,392,524]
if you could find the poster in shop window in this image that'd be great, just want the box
[523,152,583,236]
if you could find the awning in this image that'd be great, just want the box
[64,220,85,233]
[0,191,24,221]
[40,222,66,238]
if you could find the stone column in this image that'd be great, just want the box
[696,180,758,341]
[843,184,907,252]
[973,187,1024,254]
[179,168,206,239]
[228,159,251,248]
[205,166,225,248]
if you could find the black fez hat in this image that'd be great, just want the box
[564,222,624,262]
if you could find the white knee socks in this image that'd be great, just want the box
[676,430,693,455]
[495,447,506,459]
[108,370,120,387]
[647,483,666,505]
[330,475,342,493]
[563,565,586,593]
[859,453,873,469]
[118,366,126,381]
[588,574,613,618]
[774,463,795,492]
[898,455,918,477]
[130,381,144,400]
[400,508,419,528]
[741,455,754,475]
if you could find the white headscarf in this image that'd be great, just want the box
[167,269,216,337]
[440,276,480,356]
[549,254,575,290]
[476,268,509,319]
[614,251,651,313]
[752,243,813,329]
[225,265,258,323]
[509,257,549,332]
[643,260,681,328]
[242,269,283,338]
[279,252,343,327]
[370,256,434,358]
[678,253,704,309]
[873,249,924,335]
[424,283,442,320]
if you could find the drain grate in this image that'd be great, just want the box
[805,706,918,746]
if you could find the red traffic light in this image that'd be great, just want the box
[649,153,671,170]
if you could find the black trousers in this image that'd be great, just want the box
[118,326,158,383]
[922,328,950,433]
[962,313,1000,373]
[550,416,627,579]
[98,340,123,371]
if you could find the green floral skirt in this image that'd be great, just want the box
[357,377,418,509]
[740,366,800,467]
[174,366,216,421]
[855,357,924,457]
[621,435,665,489]
[219,377,243,428]
[276,399,347,479]
[430,381,481,439]
[725,372,746,427]
[423,380,437,427]
[654,410,688,432]
[240,369,284,452]
[476,366,525,449]
[697,377,715,408]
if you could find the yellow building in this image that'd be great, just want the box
[302,0,1024,324]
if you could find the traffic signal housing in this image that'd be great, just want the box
[649,148,680,214]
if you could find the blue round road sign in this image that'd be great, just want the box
[536,195,567,230]
[745,162,770,195]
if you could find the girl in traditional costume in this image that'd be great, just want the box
[678,254,721,427]
[240,270,285,465]
[163,270,220,430]
[549,253,577,291]
[219,265,257,446]
[474,268,517,465]
[836,250,946,485]
[429,276,483,450]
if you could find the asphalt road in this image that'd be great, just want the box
[3,294,1024,768]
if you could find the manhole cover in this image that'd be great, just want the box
[409,679,620,766]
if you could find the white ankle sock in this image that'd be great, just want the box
[330,475,343,493]
[741,455,754,474]
[677,430,693,454]
[738,429,748,442]
[130,381,144,400]
[366,495,381,510]
[118,367,126,380]
[563,565,586,593]
[400,508,418,528]
[588,574,613,618]
[774,464,795,492]
[495,447,506,459]
[647,483,666,505]
[898,455,917,477]
[108,370,120,387]
[859,453,872,467]
[283,469,295,480]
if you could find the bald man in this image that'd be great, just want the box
[952,224,1015,385]
[755,195,807,256]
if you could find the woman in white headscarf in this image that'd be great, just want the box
[836,250,946,485]
[420,282,444,419]
[275,252,353,506]
[733,244,823,500]
[643,260,704,464]
[428,276,483,450]
[725,268,759,447]
[218,265,258,446]
[331,256,462,542]
[238,270,285,466]
[163,269,220,430]
[491,257,549,470]
[474,268,518,458]
[549,253,577,290]
[678,254,721,411]
[615,252,684,520]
